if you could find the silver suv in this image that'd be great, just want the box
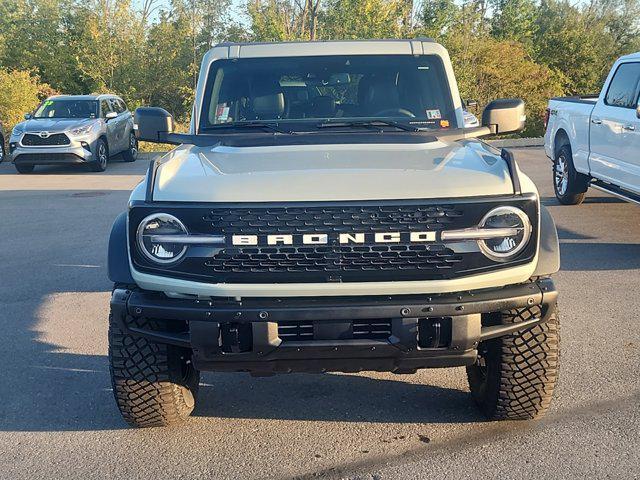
[9,94,138,173]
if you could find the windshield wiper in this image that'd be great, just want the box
[206,121,295,135]
[316,119,420,132]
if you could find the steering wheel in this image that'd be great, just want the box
[373,108,416,118]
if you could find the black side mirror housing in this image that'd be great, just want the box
[482,98,525,135]
[134,107,175,143]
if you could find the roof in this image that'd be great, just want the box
[618,51,640,62]
[215,38,435,48]
[205,38,446,62]
[48,94,119,101]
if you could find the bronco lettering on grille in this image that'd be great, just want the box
[232,231,437,246]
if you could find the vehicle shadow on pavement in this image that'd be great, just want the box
[0,293,128,433]
[194,371,482,424]
[0,154,153,176]
[540,196,627,206]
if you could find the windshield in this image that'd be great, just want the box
[200,55,456,132]
[33,99,98,119]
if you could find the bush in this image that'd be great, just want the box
[445,37,564,136]
[0,69,53,129]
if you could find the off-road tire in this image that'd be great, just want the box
[90,139,109,172]
[466,304,560,420]
[122,132,138,162]
[109,312,200,428]
[15,163,35,174]
[553,145,588,205]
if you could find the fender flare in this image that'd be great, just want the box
[108,211,135,284]
[533,204,560,276]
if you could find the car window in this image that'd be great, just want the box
[118,99,128,112]
[33,99,98,119]
[605,62,640,108]
[101,100,113,118]
[200,54,457,131]
[109,98,123,114]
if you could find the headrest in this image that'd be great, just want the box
[310,96,336,118]
[358,75,400,114]
[251,78,285,119]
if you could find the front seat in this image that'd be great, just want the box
[358,75,401,116]
[250,79,286,120]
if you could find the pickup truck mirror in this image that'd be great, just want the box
[134,107,175,143]
[24,113,32,120]
[105,111,118,121]
[482,98,525,135]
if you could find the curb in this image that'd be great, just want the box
[487,138,544,148]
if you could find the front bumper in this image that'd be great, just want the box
[10,136,95,165]
[110,278,558,375]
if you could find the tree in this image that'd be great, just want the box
[321,0,410,39]
[0,70,53,128]
[490,0,539,51]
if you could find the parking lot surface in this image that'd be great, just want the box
[0,149,638,479]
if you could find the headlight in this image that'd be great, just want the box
[12,125,24,136]
[69,123,95,137]
[136,213,188,264]
[477,206,531,261]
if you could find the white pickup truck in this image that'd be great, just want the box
[544,52,640,204]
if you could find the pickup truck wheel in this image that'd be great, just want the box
[108,312,200,428]
[122,133,138,162]
[466,304,559,420]
[15,163,35,174]
[554,145,588,205]
[90,139,109,172]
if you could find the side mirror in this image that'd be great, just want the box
[24,113,32,120]
[482,98,525,135]
[134,107,174,143]
[105,111,118,121]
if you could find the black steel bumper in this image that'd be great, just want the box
[110,278,557,375]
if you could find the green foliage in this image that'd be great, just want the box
[321,0,410,39]
[0,70,52,129]
[0,0,638,137]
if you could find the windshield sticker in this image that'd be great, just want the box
[216,104,230,122]
[425,109,441,120]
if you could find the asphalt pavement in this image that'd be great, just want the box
[0,149,638,479]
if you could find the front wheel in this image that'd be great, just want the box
[467,304,559,420]
[90,139,109,172]
[109,312,200,427]
[122,132,138,162]
[553,145,588,205]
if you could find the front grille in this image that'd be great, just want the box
[22,133,70,146]
[205,243,461,274]
[204,205,463,234]
[278,319,392,342]
[129,197,539,283]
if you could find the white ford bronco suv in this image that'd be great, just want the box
[107,39,560,428]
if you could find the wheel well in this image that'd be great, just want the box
[553,129,570,157]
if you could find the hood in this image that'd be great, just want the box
[18,118,97,133]
[152,139,514,202]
